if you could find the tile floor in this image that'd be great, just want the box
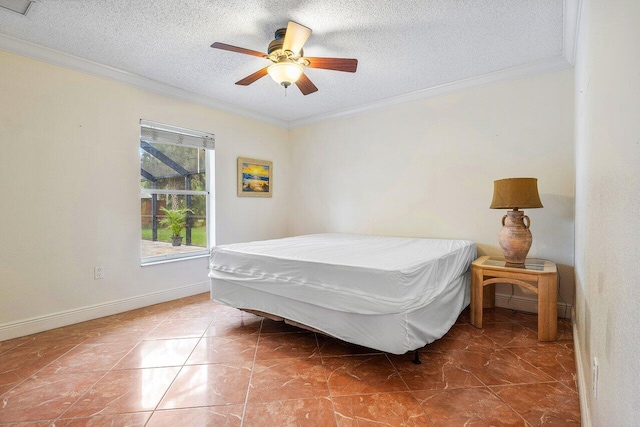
[0,293,580,426]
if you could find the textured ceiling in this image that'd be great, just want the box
[0,0,565,123]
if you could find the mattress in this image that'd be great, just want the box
[210,233,475,314]
[209,233,476,354]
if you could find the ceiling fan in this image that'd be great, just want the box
[211,21,358,95]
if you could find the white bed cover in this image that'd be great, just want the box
[209,233,476,315]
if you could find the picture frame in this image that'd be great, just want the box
[237,157,273,198]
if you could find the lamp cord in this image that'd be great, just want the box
[506,259,572,319]
[540,259,572,319]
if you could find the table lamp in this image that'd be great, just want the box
[490,178,543,265]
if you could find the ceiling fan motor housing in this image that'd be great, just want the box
[267,38,283,54]
[268,28,302,57]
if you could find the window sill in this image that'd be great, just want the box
[141,252,210,267]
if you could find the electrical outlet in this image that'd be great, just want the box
[592,357,599,398]
[94,266,104,279]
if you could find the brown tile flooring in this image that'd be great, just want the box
[0,293,580,426]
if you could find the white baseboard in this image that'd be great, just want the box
[0,281,209,341]
[573,308,591,427]
[494,292,573,319]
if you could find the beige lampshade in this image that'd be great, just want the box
[490,178,543,209]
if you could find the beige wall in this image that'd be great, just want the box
[574,0,640,424]
[0,49,577,341]
[5,5,640,420]
[290,70,575,311]
[0,51,290,338]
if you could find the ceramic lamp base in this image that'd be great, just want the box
[498,209,532,264]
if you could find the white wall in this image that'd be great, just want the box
[574,0,640,424]
[0,51,290,339]
[290,70,575,311]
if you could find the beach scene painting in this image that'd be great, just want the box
[237,157,272,197]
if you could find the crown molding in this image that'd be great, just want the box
[2,0,580,132]
[288,56,572,128]
[0,33,288,129]
[289,1,581,129]
[563,0,582,66]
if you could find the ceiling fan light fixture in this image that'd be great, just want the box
[267,62,303,88]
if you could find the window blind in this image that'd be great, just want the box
[140,119,215,150]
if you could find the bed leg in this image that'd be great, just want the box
[412,350,422,364]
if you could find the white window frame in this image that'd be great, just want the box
[140,120,214,265]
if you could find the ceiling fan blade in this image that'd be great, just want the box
[211,42,266,58]
[305,57,358,73]
[282,21,312,56]
[235,67,269,86]
[295,73,318,95]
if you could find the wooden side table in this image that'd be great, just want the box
[470,256,558,341]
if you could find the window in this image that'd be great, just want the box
[140,120,214,263]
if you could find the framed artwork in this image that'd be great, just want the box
[237,157,273,197]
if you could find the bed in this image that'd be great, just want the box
[209,233,476,356]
